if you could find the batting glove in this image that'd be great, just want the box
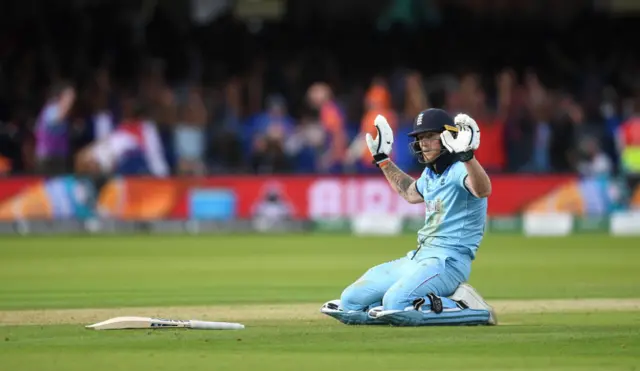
[440,113,480,162]
[365,114,394,166]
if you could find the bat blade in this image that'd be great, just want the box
[86,316,189,330]
[86,317,245,330]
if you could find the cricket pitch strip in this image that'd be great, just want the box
[1,299,639,326]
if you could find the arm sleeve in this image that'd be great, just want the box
[450,163,474,195]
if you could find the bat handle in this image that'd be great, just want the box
[189,320,245,330]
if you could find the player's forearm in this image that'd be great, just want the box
[464,158,492,198]
[380,161,417,202]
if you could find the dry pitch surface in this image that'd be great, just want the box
[2,299,640,326]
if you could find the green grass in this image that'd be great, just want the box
[1,313,638,371]
[1,234,639,309]
[1,234,639,370]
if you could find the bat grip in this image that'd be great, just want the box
[189,320,245,330]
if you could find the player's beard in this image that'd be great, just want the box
[410,137,447,164]
[421,147,444,164]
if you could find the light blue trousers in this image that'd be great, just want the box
[340,251,471,311]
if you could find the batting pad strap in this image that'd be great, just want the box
[427,293,443,314]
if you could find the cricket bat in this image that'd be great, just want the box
[86,316,245,330]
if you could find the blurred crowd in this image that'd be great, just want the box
[1,1,640,178]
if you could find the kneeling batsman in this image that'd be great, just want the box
[321,108,497,326]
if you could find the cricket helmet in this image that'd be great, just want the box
[408,108,459,173]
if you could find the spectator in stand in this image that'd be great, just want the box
[74,91,169,177]
[152,86,178,174]
[0,110,33,175]
[69,77,115,168]
[306,82,347,173]
[206,77,245,173]
[617,96,640,175]
[345,79,398,172]
[497,68,536,172]
[518,70,554,173]
[398,71,432,172]
[284,106,327,173]
[617,95,640,196]
[34,82,76,175]
[175,86,207,175]
[403,71,430,120]
[576,136,613,178]
[549,93,587,173]
[456,73,506,172]
[249,94,296,174]
[599,86,624,170]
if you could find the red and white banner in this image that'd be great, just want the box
[0,175,577,221]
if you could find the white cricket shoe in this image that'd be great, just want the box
[450,283,498,325]
[320,299,341,313]
[367,305,384,319]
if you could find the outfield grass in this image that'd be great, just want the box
[1,234,639,309]
[1,234,639,370]
[1,312,638,371]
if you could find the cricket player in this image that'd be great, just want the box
[321,108,497,326]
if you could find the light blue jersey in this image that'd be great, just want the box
[414,161,487,260]
[327,160,493,325]
[323,108,496,326]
